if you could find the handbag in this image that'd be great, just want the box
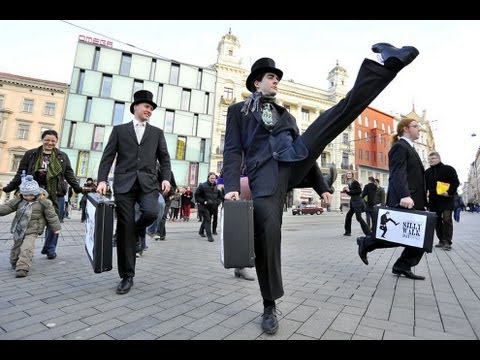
[372,206,437,252]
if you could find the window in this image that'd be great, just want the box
[223,87,234,100]
[342,152,349,168]
[372,151,376,163]
[77,70,85,93]
[342,133,349,144]
[196,69,203,89]
[93,47,101,70]
[165,110,174,133]
[379,152,383,164]
[92,125,105,151]
[378,134,383,144]
[216,134,225,155]
[22,99,34,113]
[216,161,223,176]
[365,132,369,142]
[112,102,125,126]
[120,53,132,76]
[221,110,227,125]
[373,119,377,128]
[387,125,391,134]
[199,138,206,162]
[100,74,112,98]
[40,126,51,140]
[44,102,55,116]
[0,94,4,109]
[169,63,180,85]
[85,97,92,122]
[204,92,210,114]
[77,151,89,177]
[11,154,23,172]
[321,153,327,167]
[133,80,143,94]
[365,150,370,161]
[188,162,199,186]
[67,122,77,148]
[365,116,369,127]
[181,89,191,111]
[17,123,30,139]
[382,123,385,131]
[358,148,363,160]
[157,84,163,106]
[301,109,309,122]
[150,59,157,81]
[193,113,198,136]
[176,136,186,160]
[358,129,361,139]
[358,115,362,125]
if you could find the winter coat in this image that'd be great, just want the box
[0,194,61,236]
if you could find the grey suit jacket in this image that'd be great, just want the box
[97,121,171,194]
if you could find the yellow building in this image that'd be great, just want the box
[211,31,353,209]
[0,72,68,201]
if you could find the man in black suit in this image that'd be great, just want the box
[357,118,427,280]
[223,43,419,334]
[96,90,171,295]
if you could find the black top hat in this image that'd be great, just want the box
[245,57,283,93]
[130,90,157,114]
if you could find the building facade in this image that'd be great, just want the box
[59,39,216,189]
[354,106,394,191]
[0,72,68,201]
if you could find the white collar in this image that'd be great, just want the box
[400,136,414,147]
[133,119,147,127]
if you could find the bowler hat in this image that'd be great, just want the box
[130,90,157,114]
[246,57,283,93]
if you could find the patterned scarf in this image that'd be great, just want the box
[11,200,34,242]
[240,91,276,115]
[34,149,63,215]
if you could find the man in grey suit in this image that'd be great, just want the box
[357,118,427,280]
[97,90,171,295]
[223,43,419,334]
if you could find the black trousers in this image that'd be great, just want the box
[253,59,398,301]
[344,207,371,236]
[113,179,159,278]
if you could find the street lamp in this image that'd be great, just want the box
[471,134,479,204]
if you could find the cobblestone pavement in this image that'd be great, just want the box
[1,208,479,340]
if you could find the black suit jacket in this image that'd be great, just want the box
[97,121,171,194]
[387,138,426,210]
[223,101,327,198]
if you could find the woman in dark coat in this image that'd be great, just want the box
[342,171,371,236]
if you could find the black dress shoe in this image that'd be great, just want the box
[372,43,419,66]
[116,276,134,294]
[262,305,279,334]
[392,267,425,280]
[343,232,351,236]
[356,236,369,265]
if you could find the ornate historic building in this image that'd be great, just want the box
[0,73,67,201]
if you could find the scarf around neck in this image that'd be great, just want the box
[12,199,35,242]
[241,91,276,115]
[34,148,63,214]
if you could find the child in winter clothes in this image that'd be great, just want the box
[0,175,61,278]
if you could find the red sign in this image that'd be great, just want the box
[78,35,113,48]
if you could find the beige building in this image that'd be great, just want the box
[395,107,436,169]
[211,31,353,209]
[0,72,68,201]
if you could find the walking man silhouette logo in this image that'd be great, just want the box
[379,211,399,237]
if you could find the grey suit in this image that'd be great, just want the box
[98,121,171,279]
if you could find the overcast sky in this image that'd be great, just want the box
[1,20,478,185]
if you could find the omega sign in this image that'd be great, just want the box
[78,35,113,48]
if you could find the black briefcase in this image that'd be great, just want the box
[372,206,437,253]
[220,200,255,268]
[85,193,115,273]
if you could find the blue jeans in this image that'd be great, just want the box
[42,196,64,256]
[146,194,166,235]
